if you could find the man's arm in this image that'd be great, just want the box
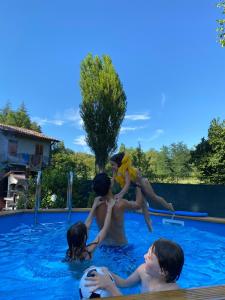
[121,186,143,210]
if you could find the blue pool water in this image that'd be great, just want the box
[0,212,225,299]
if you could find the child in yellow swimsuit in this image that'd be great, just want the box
[110,152,174,232]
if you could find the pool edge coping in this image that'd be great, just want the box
[105,284,225,300]
[1,209,225,224]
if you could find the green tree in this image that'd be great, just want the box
[217,0,225,47]
[0,102,41,132]
[170,142,192,182]
[191,138,212,182]
[155,146,173,182]
[145,149,159,181]
[131,143,152,178]
[41,149,95,208]
[80,54,127,172]
[191,118,225,183]
[153,143,192,182]
[119,143,126,152]
[0,101,15,124]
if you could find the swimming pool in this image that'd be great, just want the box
[0,211,225,299]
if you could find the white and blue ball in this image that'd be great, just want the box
[79,266,114,299]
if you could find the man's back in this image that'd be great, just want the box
[92,173,143,246]
[95,199,127,245]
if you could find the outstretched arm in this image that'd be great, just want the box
[111,267,141,288]
[87,198,115,253]
[115,170,130,200]
[121,186,143,211]
[85,197,102,231]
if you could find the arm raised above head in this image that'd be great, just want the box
[85,197,102,230]
[121,186,143,211]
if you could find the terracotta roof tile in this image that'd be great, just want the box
[0,123,60,142]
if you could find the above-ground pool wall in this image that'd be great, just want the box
[151,183,225,218]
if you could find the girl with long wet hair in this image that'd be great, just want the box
[65,197,115,261]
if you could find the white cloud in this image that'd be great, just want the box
[73,135,87,146]
[32,117,64,126]
[149,129,164,141]
[120,126,145,133]
[51,119,64,126]
[64,108,80,123]
[32,107,83,128]
[138,129,164,142]
[161,93,166,108]
[79,119,84,126]
[32,117,48,126]
[125,113,150,121]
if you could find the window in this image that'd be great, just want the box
[8,140,18,156]
[35,144,43,155]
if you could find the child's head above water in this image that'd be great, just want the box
[110,152,125,169]
[66,222,88,260]
[93,173,111,197]
[145,238,184,283]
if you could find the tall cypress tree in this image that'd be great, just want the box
[80,54,127,172]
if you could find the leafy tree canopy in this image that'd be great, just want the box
[191,118,225,184]
[80,54,127,172]
[0,102,41,132]
[217,0,225,47]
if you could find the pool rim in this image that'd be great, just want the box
[1,208,225,224]
[1,209,225,300]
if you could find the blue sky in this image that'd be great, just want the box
[0,0,224,153]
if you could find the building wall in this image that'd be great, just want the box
[17,137,50,157]
[0,131,51,157]
[0,132,8,161]
[0,130,52,171]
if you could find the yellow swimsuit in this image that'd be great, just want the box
[114,154,138,188]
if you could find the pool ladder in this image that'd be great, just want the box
[34,171,73,224]
[34,171,42,225]
[67,171,73,224]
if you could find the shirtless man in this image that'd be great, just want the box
[92,173,143,246]
[85,238,184,296]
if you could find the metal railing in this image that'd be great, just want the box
[0,153,49,170]
[67,171,73,223]
[34,171,42,225]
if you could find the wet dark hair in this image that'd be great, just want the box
[152,238,184,283]
[66,222,87,261]
[66,222,99,262]
[93,173,111,197]
[110,152,125,168]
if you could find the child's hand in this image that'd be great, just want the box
[93,197,102,208]
[114,193,123,201]
[106,198,116,209]
[84,270,115,292]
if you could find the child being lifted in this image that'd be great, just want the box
[110,152,174,231]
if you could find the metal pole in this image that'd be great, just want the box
[67,171,73,223]
[34,171,42,225]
